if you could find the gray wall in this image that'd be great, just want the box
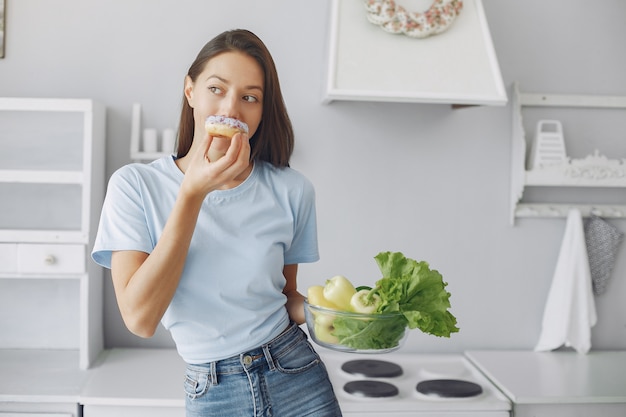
[1,0,625,353]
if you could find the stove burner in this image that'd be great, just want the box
[416,379,483,398]
[344,380,399,398]
[341,359,403,378]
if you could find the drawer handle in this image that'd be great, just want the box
[44,255,57,265]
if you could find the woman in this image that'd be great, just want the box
[92,29,342,417]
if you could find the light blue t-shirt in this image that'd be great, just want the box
[92,156,319,363]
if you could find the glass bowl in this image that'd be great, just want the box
[303,299,408,353]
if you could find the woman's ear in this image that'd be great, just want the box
[184,76,194,107]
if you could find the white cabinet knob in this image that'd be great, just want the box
[44,255,57,265]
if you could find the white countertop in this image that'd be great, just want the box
[4,348,625,410]
[0,349,90,403]
[465,350,626,404]
[80,348,186,407]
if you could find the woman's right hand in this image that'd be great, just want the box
[180,132,251,198]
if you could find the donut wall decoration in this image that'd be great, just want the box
[364,0,464,39]
[323,0,507,106]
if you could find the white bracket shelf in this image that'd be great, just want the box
[130,103,174,162]
[510,82,626,224]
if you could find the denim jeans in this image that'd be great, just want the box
[184,322,343,417]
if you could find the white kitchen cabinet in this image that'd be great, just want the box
[0,97,106,371]
[509,83,626,224]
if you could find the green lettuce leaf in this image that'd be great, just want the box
[332,315,407,350]
[374,251,459,337]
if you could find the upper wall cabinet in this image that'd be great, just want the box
[324,0,507,106]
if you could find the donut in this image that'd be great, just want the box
[205,115,249,138]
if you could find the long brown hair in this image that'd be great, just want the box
[176,29,294,167]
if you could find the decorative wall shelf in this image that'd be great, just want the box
[324,0,507,106]
[510,83,626,224]
[130,103,175,162]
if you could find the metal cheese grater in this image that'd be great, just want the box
[528,120,567,170]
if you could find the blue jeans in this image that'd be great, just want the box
[184,322,343,417]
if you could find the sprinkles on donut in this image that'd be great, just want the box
[205,115,249,138]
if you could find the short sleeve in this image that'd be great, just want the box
[284,175,319,265]
[91,166,155,268]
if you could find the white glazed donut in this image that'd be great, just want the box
[205,115,249,138]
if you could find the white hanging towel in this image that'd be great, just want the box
[535,208,597,354]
